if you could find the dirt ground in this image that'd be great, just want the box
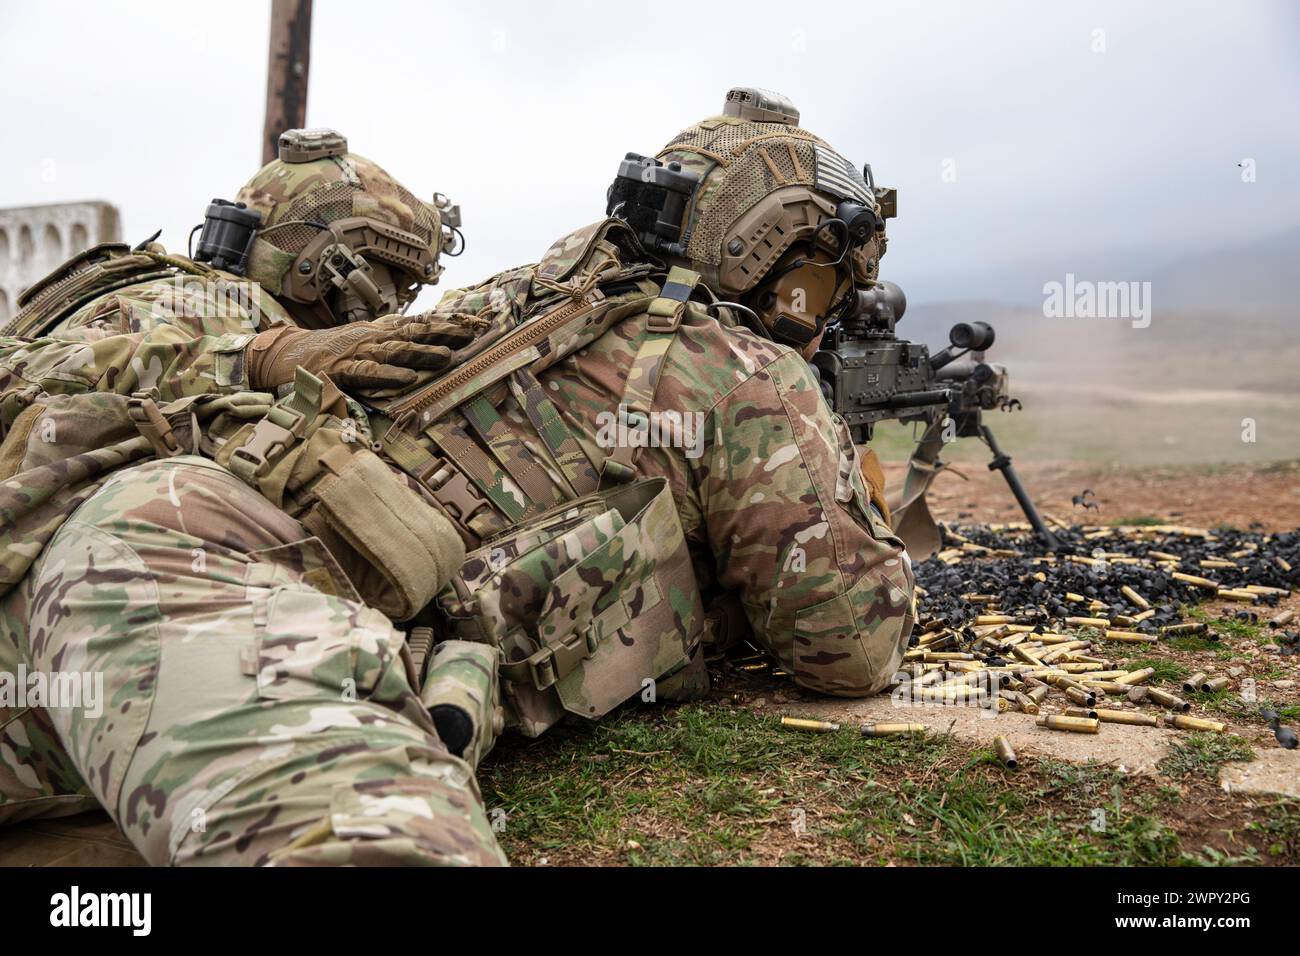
[887,458,1300,533]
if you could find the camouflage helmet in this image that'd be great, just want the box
[610,89,893,347]
[232,129,462,325]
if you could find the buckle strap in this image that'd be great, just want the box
[415,453,494,529]
[500,624,600,691]
[646,266,699,332]
[227,401,307,483]
[126,392,184,458]
[227,367,327,484]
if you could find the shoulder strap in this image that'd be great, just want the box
[599,267,699,485]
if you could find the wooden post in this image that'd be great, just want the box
[262,0,313,165]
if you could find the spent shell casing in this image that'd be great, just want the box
[1172,572,1221,591]
[1269,609,1296,629]
[1165,714,1226,733]
[1182,672,1208,694]
[1201,676,1231,693]
[1146,688,1191,712]
[1012,691,1039,715]
[1094,709,1160,727]
[1244,584,1290,596]
[1065,686,1097,707]
[1011,646,1045,666]
[1065,616,1111,628]
[1026,684,1050,704]
[1037,715,1100,734]
[1160,622,1208,636]
[861,723,928,737]
[780,717,840,733]
[1076,669,1128,680]
[1084,680,1137,695]
[994,736,1018,769]
[1064,706,1099,720]
[1103,629,1158,644]
[1120,585,1152,610]
[1115,667,1156,686]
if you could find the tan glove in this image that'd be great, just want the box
[859,446,893,528]
[246,312,486,395]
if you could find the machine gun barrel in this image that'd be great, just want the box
[885,388,951,409]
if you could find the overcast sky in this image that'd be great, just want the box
[2,0,1296,306]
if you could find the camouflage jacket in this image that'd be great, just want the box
[1,254,286,417]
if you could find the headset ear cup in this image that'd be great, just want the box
[748,249,842,347]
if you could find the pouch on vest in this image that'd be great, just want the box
[216,367,465,621]
[436,476,705,737]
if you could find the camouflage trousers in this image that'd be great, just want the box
[0,455,505,866]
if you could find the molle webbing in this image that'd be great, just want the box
[506,368,601,498]
[461,393,570,507]
[600,266,699,485]
[380,280,666,544]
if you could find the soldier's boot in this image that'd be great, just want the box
[9,455,505,866]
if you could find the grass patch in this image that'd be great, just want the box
[1124,657,1189,685]
[1206,617,1265,642]
[1208,695,1300,725]
[1158,733,1255,781]
[1245,801,1300,860]
[480,702,1269,866]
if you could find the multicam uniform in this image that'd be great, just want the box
[0,134,505,865]
[0,289,504,866]
[421,221,916,700]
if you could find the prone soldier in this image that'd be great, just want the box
[0,131,506,865]
[391,86,916,742]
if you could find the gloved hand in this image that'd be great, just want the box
[246,312,486,394]
[859,446,893,527]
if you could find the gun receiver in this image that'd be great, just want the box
[811,281,1058,554]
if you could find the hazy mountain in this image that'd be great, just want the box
[900,223,1299,320]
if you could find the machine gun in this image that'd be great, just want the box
[811,280,1058,557]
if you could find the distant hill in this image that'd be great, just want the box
[901,223,1299,320]
[1146,224,1300,317]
